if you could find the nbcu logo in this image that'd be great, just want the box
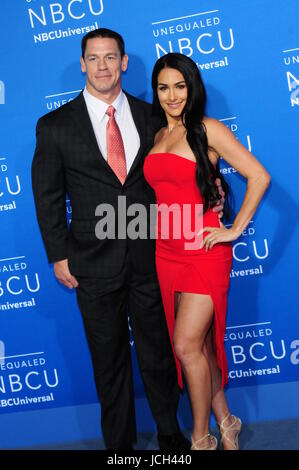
[0,81,4,105]
[28,0,104,28]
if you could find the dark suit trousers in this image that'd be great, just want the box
[76,252,180,449]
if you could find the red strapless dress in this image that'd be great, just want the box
[143,153,232,389]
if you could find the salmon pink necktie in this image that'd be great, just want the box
[106,105,127,185]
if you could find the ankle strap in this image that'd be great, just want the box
[218,413,231,429]
[191,433,211,450]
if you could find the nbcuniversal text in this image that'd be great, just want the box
[1,393,54,408]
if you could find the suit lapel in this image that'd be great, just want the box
[124,92,148,181]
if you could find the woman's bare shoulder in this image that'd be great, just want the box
[202,116,225,133]
[203,117,234,143]
[202,117,222,163]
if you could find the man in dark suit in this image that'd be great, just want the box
[32,28,191,451]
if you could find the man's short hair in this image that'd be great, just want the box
[81,28,125,58]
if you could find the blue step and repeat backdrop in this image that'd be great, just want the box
[0,0,298,448]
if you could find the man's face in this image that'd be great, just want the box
[80,37,128,101]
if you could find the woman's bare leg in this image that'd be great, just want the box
[204,327,241,450]
[173,292,215,448]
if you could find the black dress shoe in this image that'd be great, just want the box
[158,432,191,451]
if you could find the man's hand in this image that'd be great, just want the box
[213,177,225,218]
[54,259,79,289]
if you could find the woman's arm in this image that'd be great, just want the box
[200,118,271,249]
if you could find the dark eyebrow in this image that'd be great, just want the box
[157,80,186,86]
[86,52,118,58]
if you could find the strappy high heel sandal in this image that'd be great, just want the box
[191,433,218,450]
[218,414,242,450]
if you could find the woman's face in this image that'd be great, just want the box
[157,67,188,121]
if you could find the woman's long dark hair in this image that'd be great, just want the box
[152,53,230,216]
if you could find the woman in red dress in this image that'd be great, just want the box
[143,53,270,450]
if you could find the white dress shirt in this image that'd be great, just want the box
[83,87,140,173]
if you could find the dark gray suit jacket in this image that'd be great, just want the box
[32,91,160,277]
